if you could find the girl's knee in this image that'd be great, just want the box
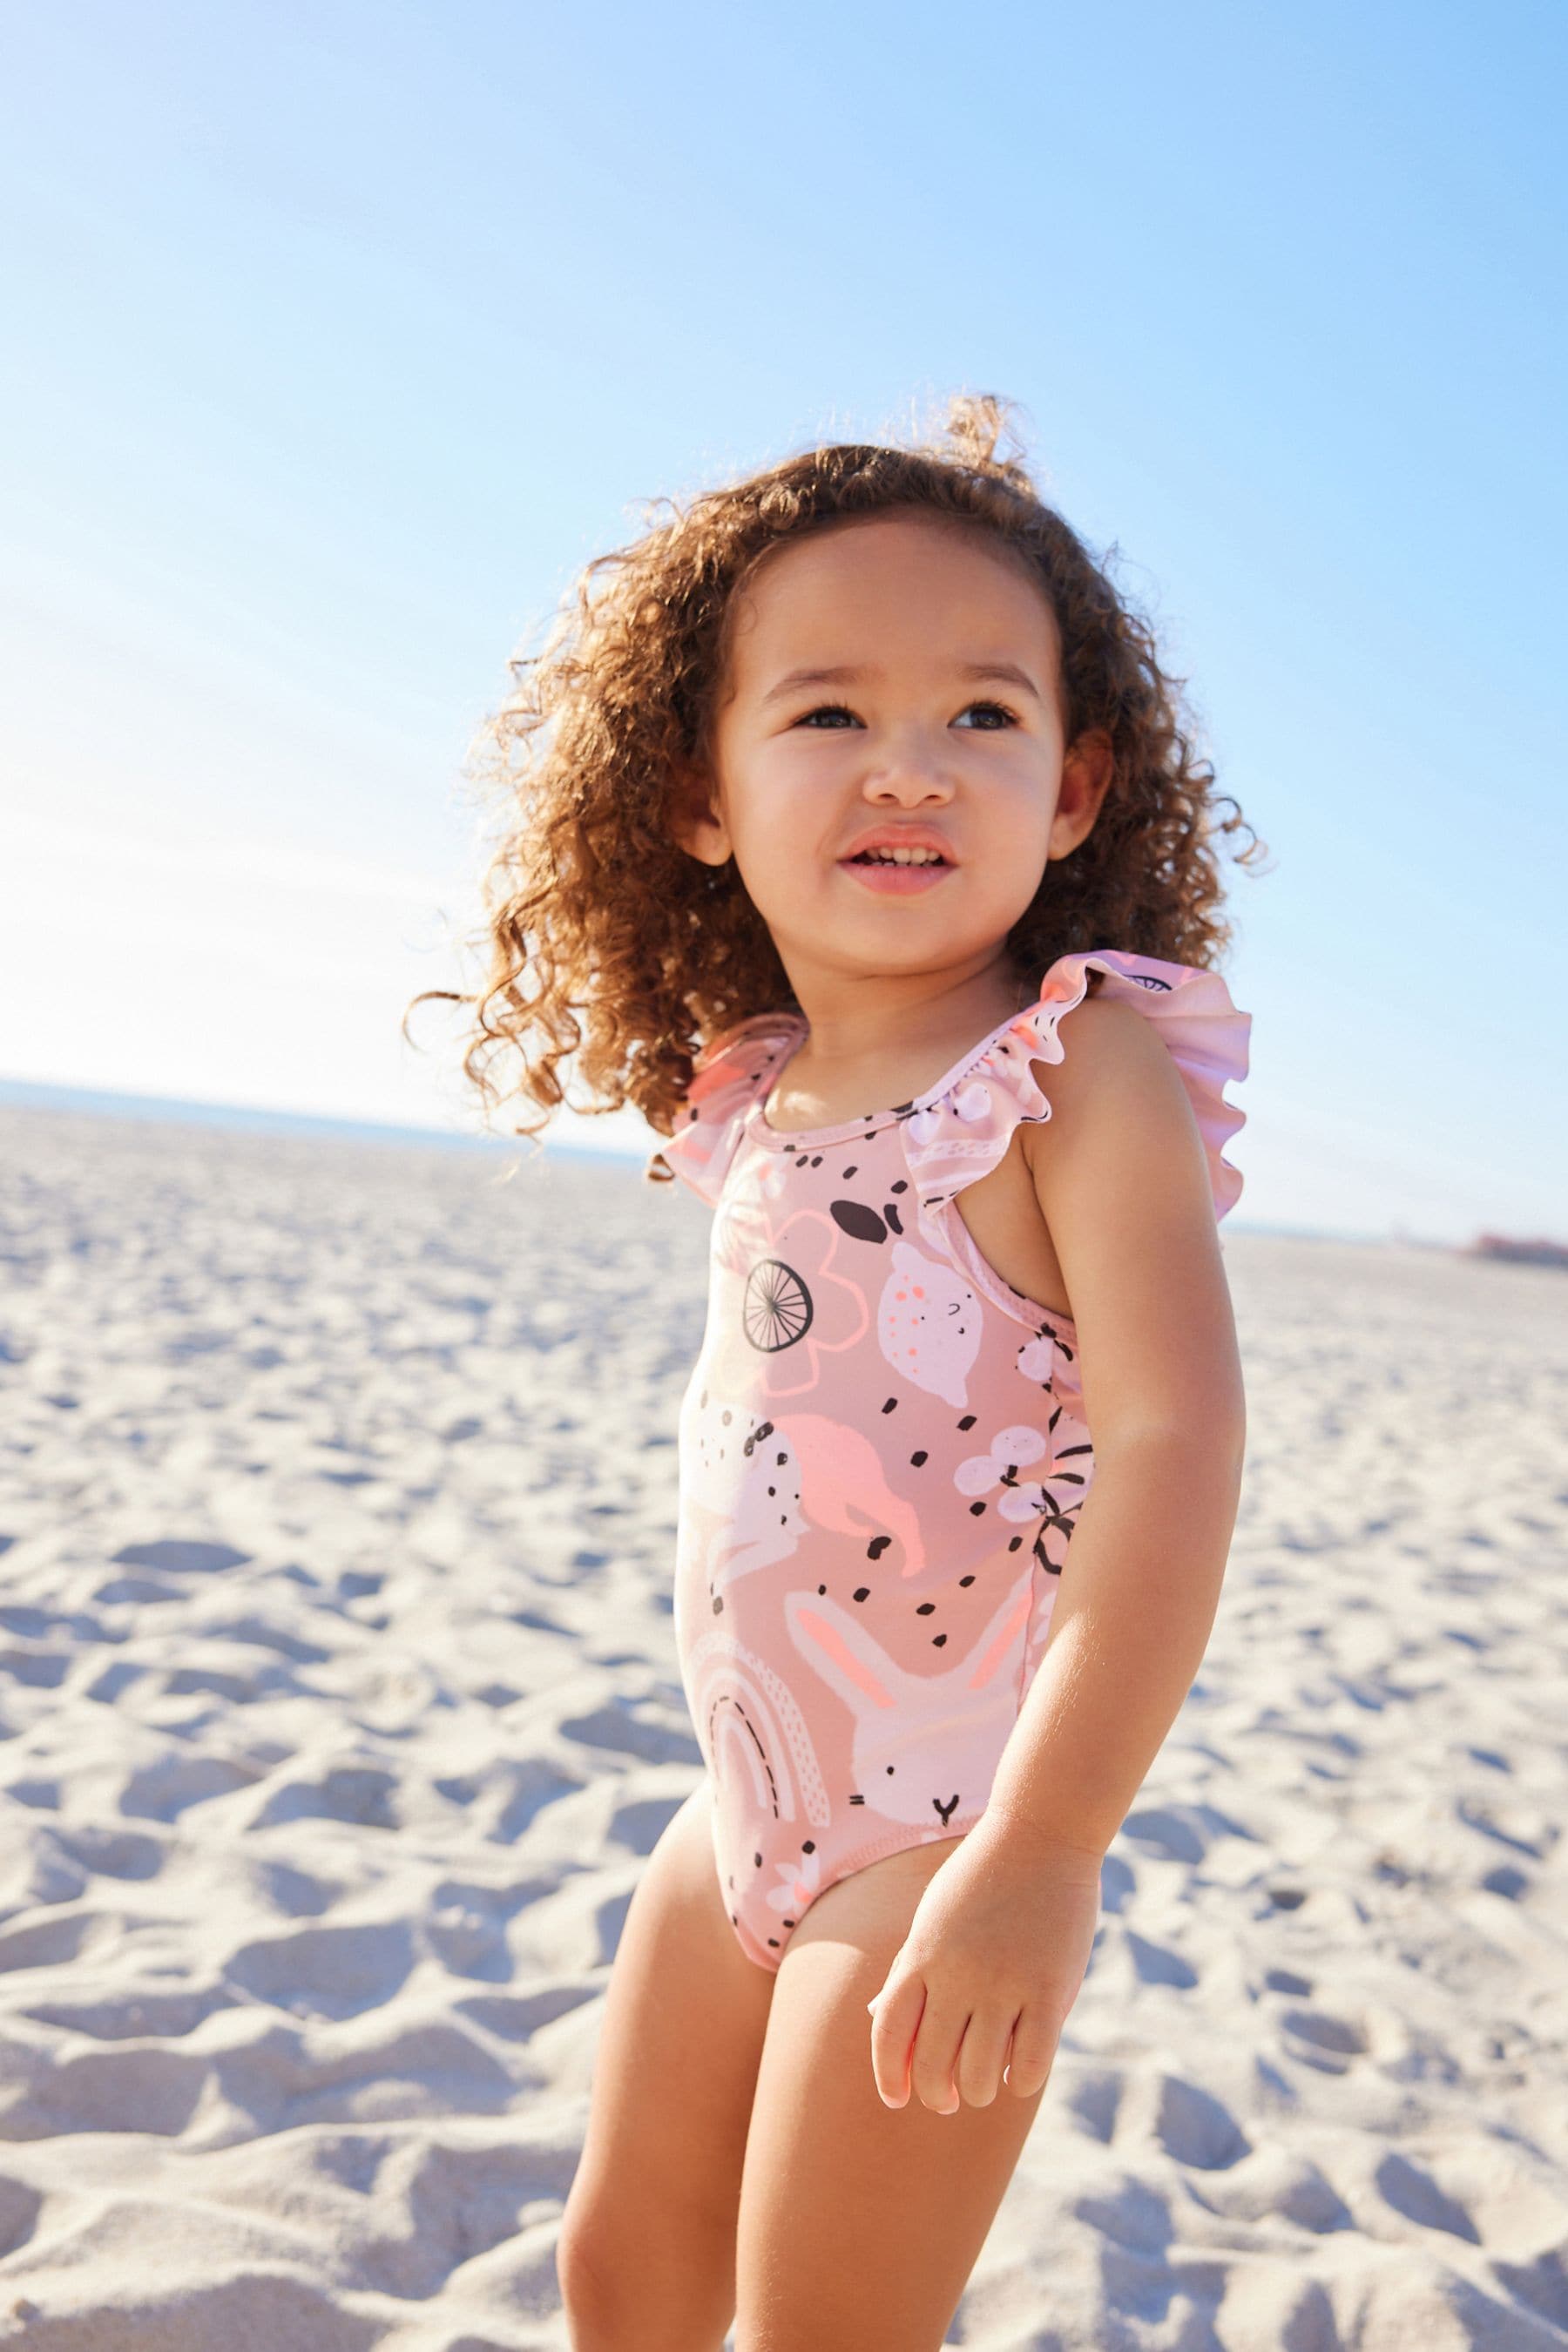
[558,2191,733,2352]
[556,2204,625,2344]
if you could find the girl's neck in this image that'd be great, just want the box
[783,957,1033,1071]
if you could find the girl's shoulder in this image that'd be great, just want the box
[902,947,1252,1226]
[647,947,1251,1220]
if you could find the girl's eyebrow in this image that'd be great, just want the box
[760,659,1043,706]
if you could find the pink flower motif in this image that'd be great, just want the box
[764,1850,822,1916]
[955,1423,1051,1523]
[713,1179,774,1268]
[722,1205,870,1401]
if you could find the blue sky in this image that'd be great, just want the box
[2,1,1563,1243]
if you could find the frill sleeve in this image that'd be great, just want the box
[903,947,1252,1227]
[645,1014,801,1207]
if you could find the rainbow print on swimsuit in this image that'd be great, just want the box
[649,947,1251,1973]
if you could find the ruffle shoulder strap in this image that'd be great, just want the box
[645,1014,794,1206]
[903,947,1251,1226]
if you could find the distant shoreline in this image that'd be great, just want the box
[0,1076,1485,1253]
[0,1075,542,1157]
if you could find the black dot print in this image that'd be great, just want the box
[853,1586,869,1603]
[831,1199,887,1243]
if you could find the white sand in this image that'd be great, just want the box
[0,1103,1563,2351]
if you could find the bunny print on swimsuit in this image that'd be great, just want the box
[652,947,1251,1971]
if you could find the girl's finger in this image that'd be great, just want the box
[908,2000,971,2116]
[1002,2004,1061,2099]
[867,1972,925,2109]
[953,2006,1014,2109]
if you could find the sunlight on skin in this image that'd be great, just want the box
[670,508,1116,1091]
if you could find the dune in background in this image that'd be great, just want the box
[0,1106,1563,2351]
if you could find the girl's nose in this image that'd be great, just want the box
[860,722,956,798]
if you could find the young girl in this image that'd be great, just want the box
[427,395,1262,2351]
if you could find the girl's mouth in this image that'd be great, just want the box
[838,852,954,896]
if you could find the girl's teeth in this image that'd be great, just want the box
[857,850,942,864]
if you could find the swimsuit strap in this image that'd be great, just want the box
[649,948,1251,1218]
[645,1012,800,1206]
[902,946,1252,1227]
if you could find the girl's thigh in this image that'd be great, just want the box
[559,1774,775,2340]
[733,1836,1046,2352]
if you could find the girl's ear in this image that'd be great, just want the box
[1051,728,1117,860]
[667,762,732,867]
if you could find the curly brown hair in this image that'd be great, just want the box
[408,393,1267,1173]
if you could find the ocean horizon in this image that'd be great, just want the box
[0,1074,550,1157]
[0,1074,1456,1251]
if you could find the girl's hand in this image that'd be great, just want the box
[864,1821,1103,2112]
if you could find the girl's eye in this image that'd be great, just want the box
[953,701,1019,730]
[791,699,1020,732]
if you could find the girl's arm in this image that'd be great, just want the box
[865,995,1249,2112]
[983,993,1248,1861]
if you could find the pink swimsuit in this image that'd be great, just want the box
[647,946,1251,1972]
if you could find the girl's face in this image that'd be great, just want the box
[682,510,1112,996]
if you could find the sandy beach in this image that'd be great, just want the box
[0,1100,1563,2350]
